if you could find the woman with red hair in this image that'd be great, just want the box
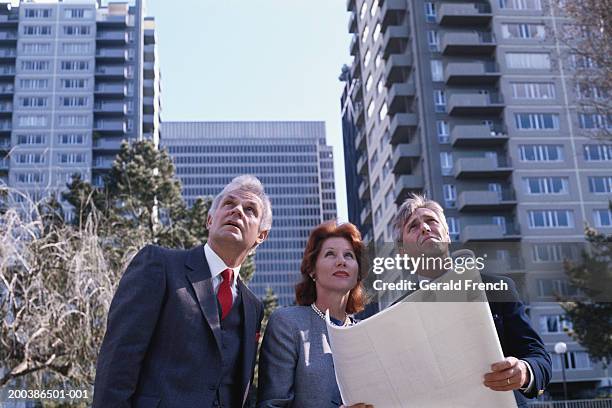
[257,221,371,408]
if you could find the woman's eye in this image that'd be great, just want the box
[345,253,355,259]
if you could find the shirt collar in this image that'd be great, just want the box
[204,243,241,284]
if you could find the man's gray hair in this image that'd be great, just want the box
[210,175,272,231]
[392,193,449,244]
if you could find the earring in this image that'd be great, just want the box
[310,274,316,281]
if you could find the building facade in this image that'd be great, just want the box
[343,0,611,399]
[163,121,337,306]
[0,0,161,218]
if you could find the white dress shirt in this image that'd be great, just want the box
[204,243,240,303]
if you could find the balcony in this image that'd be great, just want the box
[94,83,128,97]
[382,25,409,58]
[357,153,368,176]
[0,121,11,132]
[95,48,128,62]
[94,120,127,134]
[0,158,8,171]
[450,124,508,147]
[94,102,127,115]
[0,139,9,151]
[389,112,418,144]
[387,81,416,113]
[0,66,15,77]
[380,0,407,30]
[437,2,492,26]
[348,12,357,33]
[453,156,513,179]
[92,158,116,169]
[96,31,129,44]
[347,0,356,12]
[394,174,425,204]
[392,141,421,174]
[95,66,128,79]
[444,61,500,85]
[360,204,372,226]
[0,48,15,60]
[457,190,517,212]
[0,84,13,95]
[92,137,123,152]
[97,13,129,26]
[358,179,369,200]
[0,14,19,25]
[354,128,366,150]
[0,32,16,42]
[448,93,504,116]
[350,34,359,56]
[0,102,11,114]
[461,223,521,243]
[442,31,495,55]
[384,52,412,84]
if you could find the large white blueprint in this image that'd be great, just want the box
[326,275,518,407]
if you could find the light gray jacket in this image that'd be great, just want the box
[257,306,343,408]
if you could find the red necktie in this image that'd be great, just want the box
[217,268,234,320]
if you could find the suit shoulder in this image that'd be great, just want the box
[269,306,311,326]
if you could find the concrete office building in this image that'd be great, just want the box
[343,0,612,398]
[0,0,161,218]
[163,121,337,306]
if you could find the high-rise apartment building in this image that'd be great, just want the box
[0,0,160,218]
[343,0,611,398]
[163,121,337,306]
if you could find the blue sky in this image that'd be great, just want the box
[146,0,351,220]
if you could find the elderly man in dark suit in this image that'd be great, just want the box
[93,175,272,408]
[392,193,551,408]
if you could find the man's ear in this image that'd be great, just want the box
[256,229,269,245]
[206,213,212,229]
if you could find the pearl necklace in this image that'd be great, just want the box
[310,303,350,327]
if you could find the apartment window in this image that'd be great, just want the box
[424,2,436,22]
[533,244,576,263]
[528,210,574,228]
[588,176,612,194]
[21,42,51,54]
[61,79,88,89]
[539,315,572,333]
[372,23,382,42]
[372,177,380,196]
[427,31,440,52]
[440,152,453,175]
[594,209,612,227]
[59,133,85,145]
[65,8,93,19]
[24,8,52,18]
[524,177,569,194]
[18,115,47,127]
[21,60,49,71]
[515,113,559,130]
[370,0,379,17]
[61,60,89,71]
[364,49,371,66]
[431,60,443,81]
[578,113,611,130]
[584,144,612,161]
[16,153,44,164]
[63,25,91,36]
[371,150,378,168]
[436,120,449,144]
[362,25,370,43]
[576,83,607,100]
[20,97,48,108]
[377,78,384,94]
[447,217,459,240]
[375,51,382,68]
[374,205,383,224]
[571,54,598,69]
[501,23,545,39]
[378,103,388,121]
[359,1,368,20]
[384,187,394,209]
[62,42,91,54]
[498,0,542,10]
[23,25,51,36]
[365,74,373,92]
[519,145,564,162]
[59,153,86,164]
[17,134,45,145]
[551,351,592,371]
[58,115,88,127]
[443,184,456,208]
[19,79,48,89]
[382,157,392,178]
[434,90,446,112]
[60,96,88,107]
[17,173,42,184]
[367,100,375,118]
[506,52,550,69]
[511,82,555,99]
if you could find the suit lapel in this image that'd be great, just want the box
[238,279,257,404]
[185,246,223,353]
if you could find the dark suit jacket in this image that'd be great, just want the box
[93,245,264,408]
[393,273,551,408]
